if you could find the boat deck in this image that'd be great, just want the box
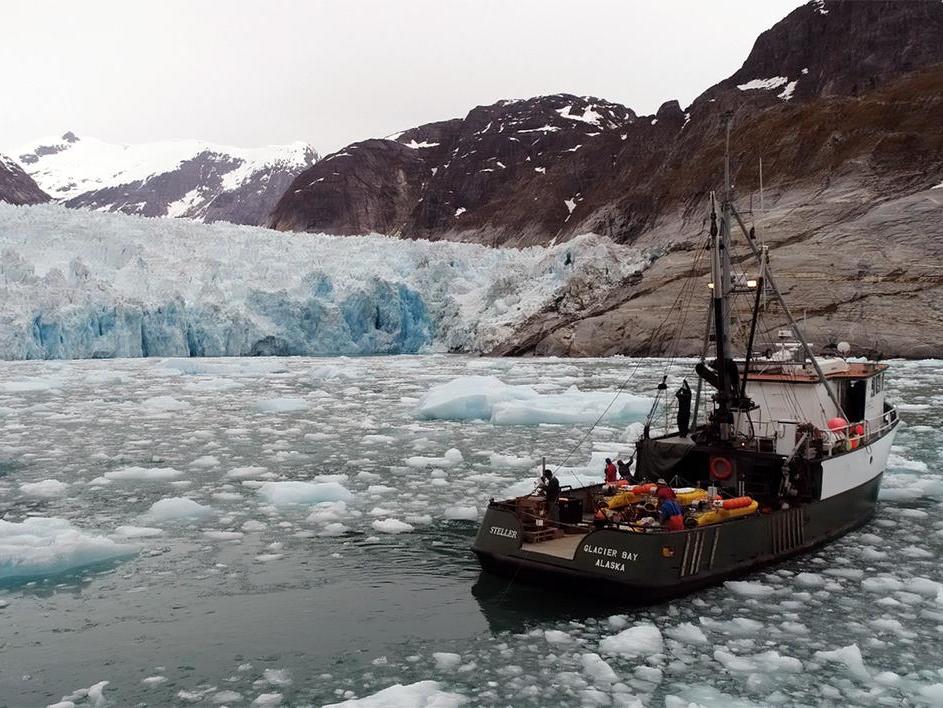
[521,533,587,560]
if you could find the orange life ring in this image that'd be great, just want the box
[709,456,734,481]
[631,483,657,495]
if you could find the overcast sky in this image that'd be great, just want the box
[3,0,802,155]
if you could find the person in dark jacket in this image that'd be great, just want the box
[542,469,560,522]
[617,458,633,480]
[676,379,692,437]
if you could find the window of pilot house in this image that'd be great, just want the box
[871,373,884,395]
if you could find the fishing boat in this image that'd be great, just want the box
[471,121,899,600]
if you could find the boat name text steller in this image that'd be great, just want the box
[489,526,518,539]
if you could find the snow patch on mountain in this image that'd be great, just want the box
[13,133,317,225]
[0,204,647,359]
[16,133,312,201]
[737,76,789,91]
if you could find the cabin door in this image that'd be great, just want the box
[845,380,867,422]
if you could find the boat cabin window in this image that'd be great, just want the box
[871,373,884,396]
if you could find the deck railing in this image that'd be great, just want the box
[747,404,898,457]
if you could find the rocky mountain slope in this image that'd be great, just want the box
[270,0,943,356]
[0,154,49,206]
[15,133,317,226]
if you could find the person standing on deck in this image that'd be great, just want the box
[604,458,617,484]
[542,469,560,523]
[655,478,677,502]
[659,497,684,530]
[676,379,692,437]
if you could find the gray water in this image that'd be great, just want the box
[0,356,940,707]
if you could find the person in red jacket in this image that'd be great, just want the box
[604,458,617,484]
[655,478,677,502]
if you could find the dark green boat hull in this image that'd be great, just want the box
[472,472,882,602]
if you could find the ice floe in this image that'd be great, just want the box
[0,517,137,581]
[416,375,651,425]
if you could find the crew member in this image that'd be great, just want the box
[542,468,560,523]
[676,379,692,437]
[659,497,684,530]
[604,458,617,484]
[617,458,633,480]
[655,478,677,502]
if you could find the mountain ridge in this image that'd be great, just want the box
[15,133,318,226]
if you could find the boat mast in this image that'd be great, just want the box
[708,114,738,441]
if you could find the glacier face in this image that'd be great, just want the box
[0,204,647,360]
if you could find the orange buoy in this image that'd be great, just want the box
[718,496,753,510]
[631,483,657,495]
[827,417,848,433]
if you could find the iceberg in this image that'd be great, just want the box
[256,480,353,506]
[0,204,648,359]
[417,375,652,425]
[323,680,466,707]
[0,517,138,582]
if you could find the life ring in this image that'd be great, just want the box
[709,456,734,481]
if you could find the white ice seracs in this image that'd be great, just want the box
[0,204,648,359]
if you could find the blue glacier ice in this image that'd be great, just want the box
[0,204,648,359]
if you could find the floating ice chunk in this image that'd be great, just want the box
[241,519,267,532]
[795,572,826,587]
[0,517,137,581]
[664,622,708,644]
[372,518,414,534]
[251,694,283,707]
[227,465,269,479]
[262,668,292,686]
[544,629,576,644]
[256,481,352,506]
[714,649,802,673]
[920,684,943,703]
[319,523,350,536]
[417,376,651,425]
[323,680,466,707]
[254,398,309,413]
[190,455,220,468]
[405,448,464,468]
[699,616,764,636]
[104,466,182,481]
[581,653,618,685]
[724,580,777,597]
[212,691,243,704]
[204,530,244,541]
[140,395,190,412]
[311,364,358,381]
[443,506,478,521]
[599,623,663,657]
[160,358,288,377]
[113,525,164,538]
[433,652,462,670]
[20,479,69,497]
[144,497,214,522]
[814,644,871,681]
[488,452,537,469]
